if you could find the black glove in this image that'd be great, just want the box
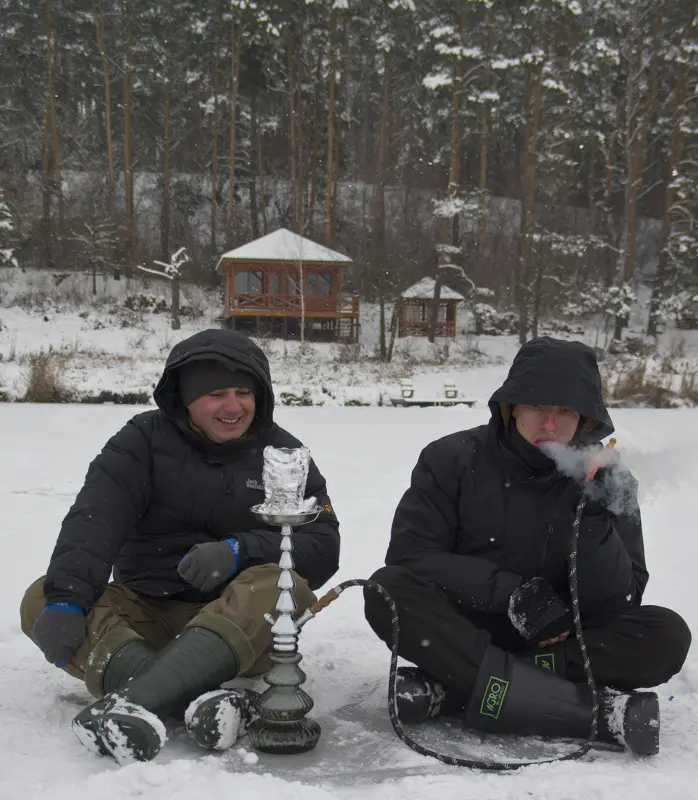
[177,538,240,592]
[31,603,86,666]
[507,577,572,643]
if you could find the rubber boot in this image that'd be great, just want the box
[394,646,564,726]
[90,627,240,764]
[464,646,659,756]
[72,638,155,757]
[184,688,259,750]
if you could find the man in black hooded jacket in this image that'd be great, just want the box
[20,329,340,763]
[364,337,690,756]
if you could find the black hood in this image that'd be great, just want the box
[153,329,275,432]
[488,336,613,444]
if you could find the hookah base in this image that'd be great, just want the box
[247,716,321,755]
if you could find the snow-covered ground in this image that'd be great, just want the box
[3,265,698,409]
[1,403,696,800]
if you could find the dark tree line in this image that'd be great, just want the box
[1,0,697,343]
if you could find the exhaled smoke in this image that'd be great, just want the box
[540,441,640,519]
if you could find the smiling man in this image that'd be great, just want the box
[364,336,691,757]
[20,329,339,764]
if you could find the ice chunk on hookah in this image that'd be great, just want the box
[259,446,318,513]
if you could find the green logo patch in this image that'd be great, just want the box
[480,675,509,719]
[534,653,555,673]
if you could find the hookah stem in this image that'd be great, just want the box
[309,497,595,772]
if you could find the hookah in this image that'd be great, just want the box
[246,445,322,754]
[246,445,602,771]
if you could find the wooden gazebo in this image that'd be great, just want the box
[216,228,359,342]
[397,277,463,338]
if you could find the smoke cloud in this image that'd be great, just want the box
[540,441,640,519]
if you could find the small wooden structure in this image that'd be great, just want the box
[397,277,464,338]
[216,228,359,342]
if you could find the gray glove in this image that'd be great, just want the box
[177,538,240,592]
[31,603,86,666]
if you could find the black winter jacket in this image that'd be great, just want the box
[386,337,648,623]
[44,330,340,609]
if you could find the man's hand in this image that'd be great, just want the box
[31,603,86,666]
[177,538,240,592]
[585,439,618,482]
[539,630,570,648]
[508,577,572,643]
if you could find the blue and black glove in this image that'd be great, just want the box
[177,538,240,592]
[507,577,572,643]
[31,603,86,666]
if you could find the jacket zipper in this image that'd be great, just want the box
[540,524,552,573]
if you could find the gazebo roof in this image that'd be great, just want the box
[401,277,464,301]
[217,228,352,269]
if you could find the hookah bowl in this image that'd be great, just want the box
[246,505,321,755]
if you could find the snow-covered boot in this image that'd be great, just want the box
[463,645,659,756]
[599,688,660,756]
[85,627,240,764]
[394,667,448,724]
[185,688,259,750]
[72,638,155,757]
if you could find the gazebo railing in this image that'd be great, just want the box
[399,320,456,337]
[232,292,359,315]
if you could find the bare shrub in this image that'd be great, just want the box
[609,360,676,408]
[679,369,698,404]
[333,343,363,363]
[23,352,72,402]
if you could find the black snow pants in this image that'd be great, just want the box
[364,565,691,705]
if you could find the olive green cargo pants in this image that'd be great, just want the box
[20,564,315,698]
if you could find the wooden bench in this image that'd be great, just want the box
[389,379,476,408]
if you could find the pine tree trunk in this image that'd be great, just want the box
[477,6,492,257]
[161,87,171,261]
[617,5,661,339]
[227,21,241,231]
[249,88,259,239]
[517,65,543,344]
[210,2,221,251]
[122,5,135,270]
[287,30,298,232]
[171,275,180,330]
[386,302,398,363]
[647,12,686,336]
[93,0,115,217]
[257,124,266,235]
[374,50,392,361]
[307,62,321,235]
[295,40,305,234]
[324,8,337,246]
[41,104,53,269]
[44,0,64,245]
[429,4,466,343]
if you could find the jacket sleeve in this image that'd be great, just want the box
[44,416,153,609]
[575,470,648,617]
[235,457,340,590]
[385,442,522,613]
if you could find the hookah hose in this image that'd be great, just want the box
[299,493,599,770]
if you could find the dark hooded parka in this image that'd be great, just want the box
[386,337,648,641]
[44,329,340,610]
